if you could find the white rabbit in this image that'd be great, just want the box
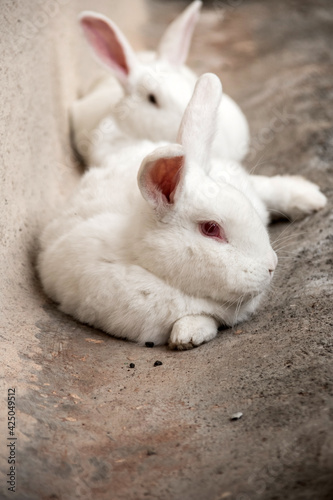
[38,73,282,350]
[71,1,249,165]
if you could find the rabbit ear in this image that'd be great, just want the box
[138,145,185,212]
[79,11,138,86]
[177,73,222,169]
[157,1,202,67]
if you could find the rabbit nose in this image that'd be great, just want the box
[268,251,278,276]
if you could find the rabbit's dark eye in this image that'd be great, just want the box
[148,93,158,106]
[199,221,227,242]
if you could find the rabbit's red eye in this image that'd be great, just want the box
[199,221,227,242]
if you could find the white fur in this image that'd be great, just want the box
[71,1,249,164]
[39,74,279,349]
[251,175,327,220]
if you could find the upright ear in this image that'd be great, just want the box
[138,145,185,213]
[79,11,138,86]
[157,1,202,67]
[177,73,222,169]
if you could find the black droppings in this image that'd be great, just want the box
[154,360,163,367]
[129,363,135,368]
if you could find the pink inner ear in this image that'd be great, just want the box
[81,18,129,77]
[149,156,184,203]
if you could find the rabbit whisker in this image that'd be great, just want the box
[270,218,301,242]
[271,229,305,247]
[274,242,300,253]
[248,155,269,175]
[232,295,245,327]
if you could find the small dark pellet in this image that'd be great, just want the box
[145,342,155,348]
[154,360,163,367]
[129,363,135,368]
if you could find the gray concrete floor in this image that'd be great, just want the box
[1,0,332,499]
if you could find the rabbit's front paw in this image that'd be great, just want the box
[284,176,327,220]
[169,315,218,351]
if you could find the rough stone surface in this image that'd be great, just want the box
[1,1,332,499]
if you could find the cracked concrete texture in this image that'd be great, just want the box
[1,0,332,499]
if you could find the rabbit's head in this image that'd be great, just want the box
[136,74,277,309]
[79,2,202,141]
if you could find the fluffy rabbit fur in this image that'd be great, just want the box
[39,74,278,349]
[71,1,249,164]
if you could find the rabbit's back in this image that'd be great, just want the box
[40,137,162,254]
